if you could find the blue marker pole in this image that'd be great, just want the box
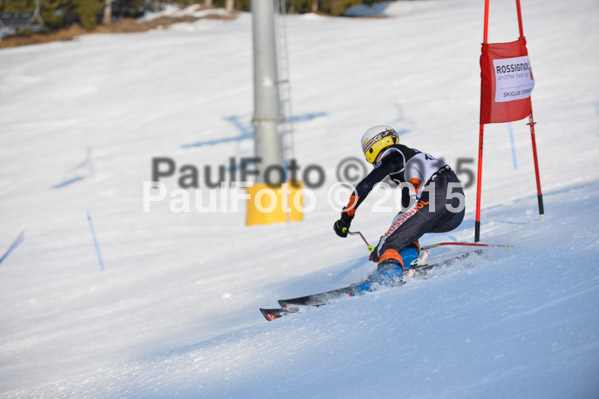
[86,211,105,271]
[0,231,25,266]
[508,122,518,170]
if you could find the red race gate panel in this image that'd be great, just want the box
[480,37,534,124]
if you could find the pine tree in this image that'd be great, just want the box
[74,0,102,30]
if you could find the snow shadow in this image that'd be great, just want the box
[51,176,86,189]
[180,112,328,149]
[390,102,413,136]
[51,147,93,189]
[289,111,327,123]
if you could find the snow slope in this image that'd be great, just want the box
[138,4,235,22]
[0,0,598,397]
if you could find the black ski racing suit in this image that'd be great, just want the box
[341,144,465,264]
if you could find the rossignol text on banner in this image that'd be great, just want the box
[493,55,534,103]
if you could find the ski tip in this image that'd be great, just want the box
[259,308,281,322]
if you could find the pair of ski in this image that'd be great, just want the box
[260,250,480,321]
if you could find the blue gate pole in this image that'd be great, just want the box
[86,211,105,271]
[508,122,518,170]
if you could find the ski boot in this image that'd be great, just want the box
[400,245,420,269]
[352,243,420,295]
[351,259,403,295]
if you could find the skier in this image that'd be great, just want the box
[334,125,465,292]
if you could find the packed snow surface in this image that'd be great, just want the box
[138,4,234,22]
[0,0,598,397]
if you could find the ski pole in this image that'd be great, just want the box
[344,229,509,253]
[421,242,511,250]
[346,230,375,253]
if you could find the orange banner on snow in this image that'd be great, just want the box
[479,37,534,124]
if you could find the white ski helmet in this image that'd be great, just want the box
[361,125,399,164]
